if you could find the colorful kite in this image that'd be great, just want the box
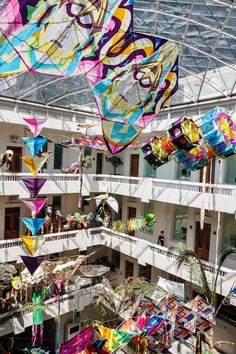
[142,107,236,171]
[0,0,178,153]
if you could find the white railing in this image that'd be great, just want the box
[93,174,235,196]
[92,174,141,185]
[0,173,235,197]
[0,229,79,249]
[0,227,234,278]
[0,172,80,182]
[153,179,235,196]
[100,228,233,278]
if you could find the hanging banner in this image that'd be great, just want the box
[21,236,45,256]
[21,255,44,275]
[22,156,48,176]
[21,198,47,218]
[22,137,48,156]
[21,178,47,198]
[23,117,48,137]
[21,217,45,236]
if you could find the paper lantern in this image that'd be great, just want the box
[152,137,176,161]
[168,117,201,151]
[200,108,236,157]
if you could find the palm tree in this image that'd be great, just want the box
[93,277,178,328]
[168,243,236,352]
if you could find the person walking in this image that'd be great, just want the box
[158,230,165,246]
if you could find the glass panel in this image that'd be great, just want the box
[173,206,187,243]
[54,144,63,169]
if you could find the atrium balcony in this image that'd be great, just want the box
[0,173,235,213]
[0,227,235,298]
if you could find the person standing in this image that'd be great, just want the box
[158,230,165,246]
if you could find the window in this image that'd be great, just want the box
[221,213,236,252]
[54,144,63,169]
[139,264,152,281]
[173,206,188,242]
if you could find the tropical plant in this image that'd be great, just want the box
[93,277,179,328]
[105,154,123,175]
[168,243,236,353]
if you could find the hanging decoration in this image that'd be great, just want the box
[23,137,48,156]
[86,194,119,214]
[21,198,48,218]
[20,235,45,256]
[21,156,48,176]
[21,178,47,198]
[21,218,45,236]
[112,214,156,233]
[168,117,201,151]
[21,255,44,276]
[0,1,178,153]
[23,117,48,137]
[142,107,236,171]
[59,294,215,354]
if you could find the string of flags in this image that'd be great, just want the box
[20,117,48,256]
[142,107,236,171]
[60,294,215,354]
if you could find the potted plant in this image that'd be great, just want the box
[105,155,123,175]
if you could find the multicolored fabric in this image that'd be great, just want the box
[21,217,45,236]
[60,326,94,354]
[21,198,47,218]
[185,295,215,333]
[23,117,48,137]
[95,324,135,352]
[21,177,47,198]
[0,0,178,153]
[23,137,48,156]
[21,235,45,256]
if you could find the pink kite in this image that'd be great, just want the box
[23,117,48,137]
[21,198,47,218]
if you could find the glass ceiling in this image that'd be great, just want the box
[0,0,235,112]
